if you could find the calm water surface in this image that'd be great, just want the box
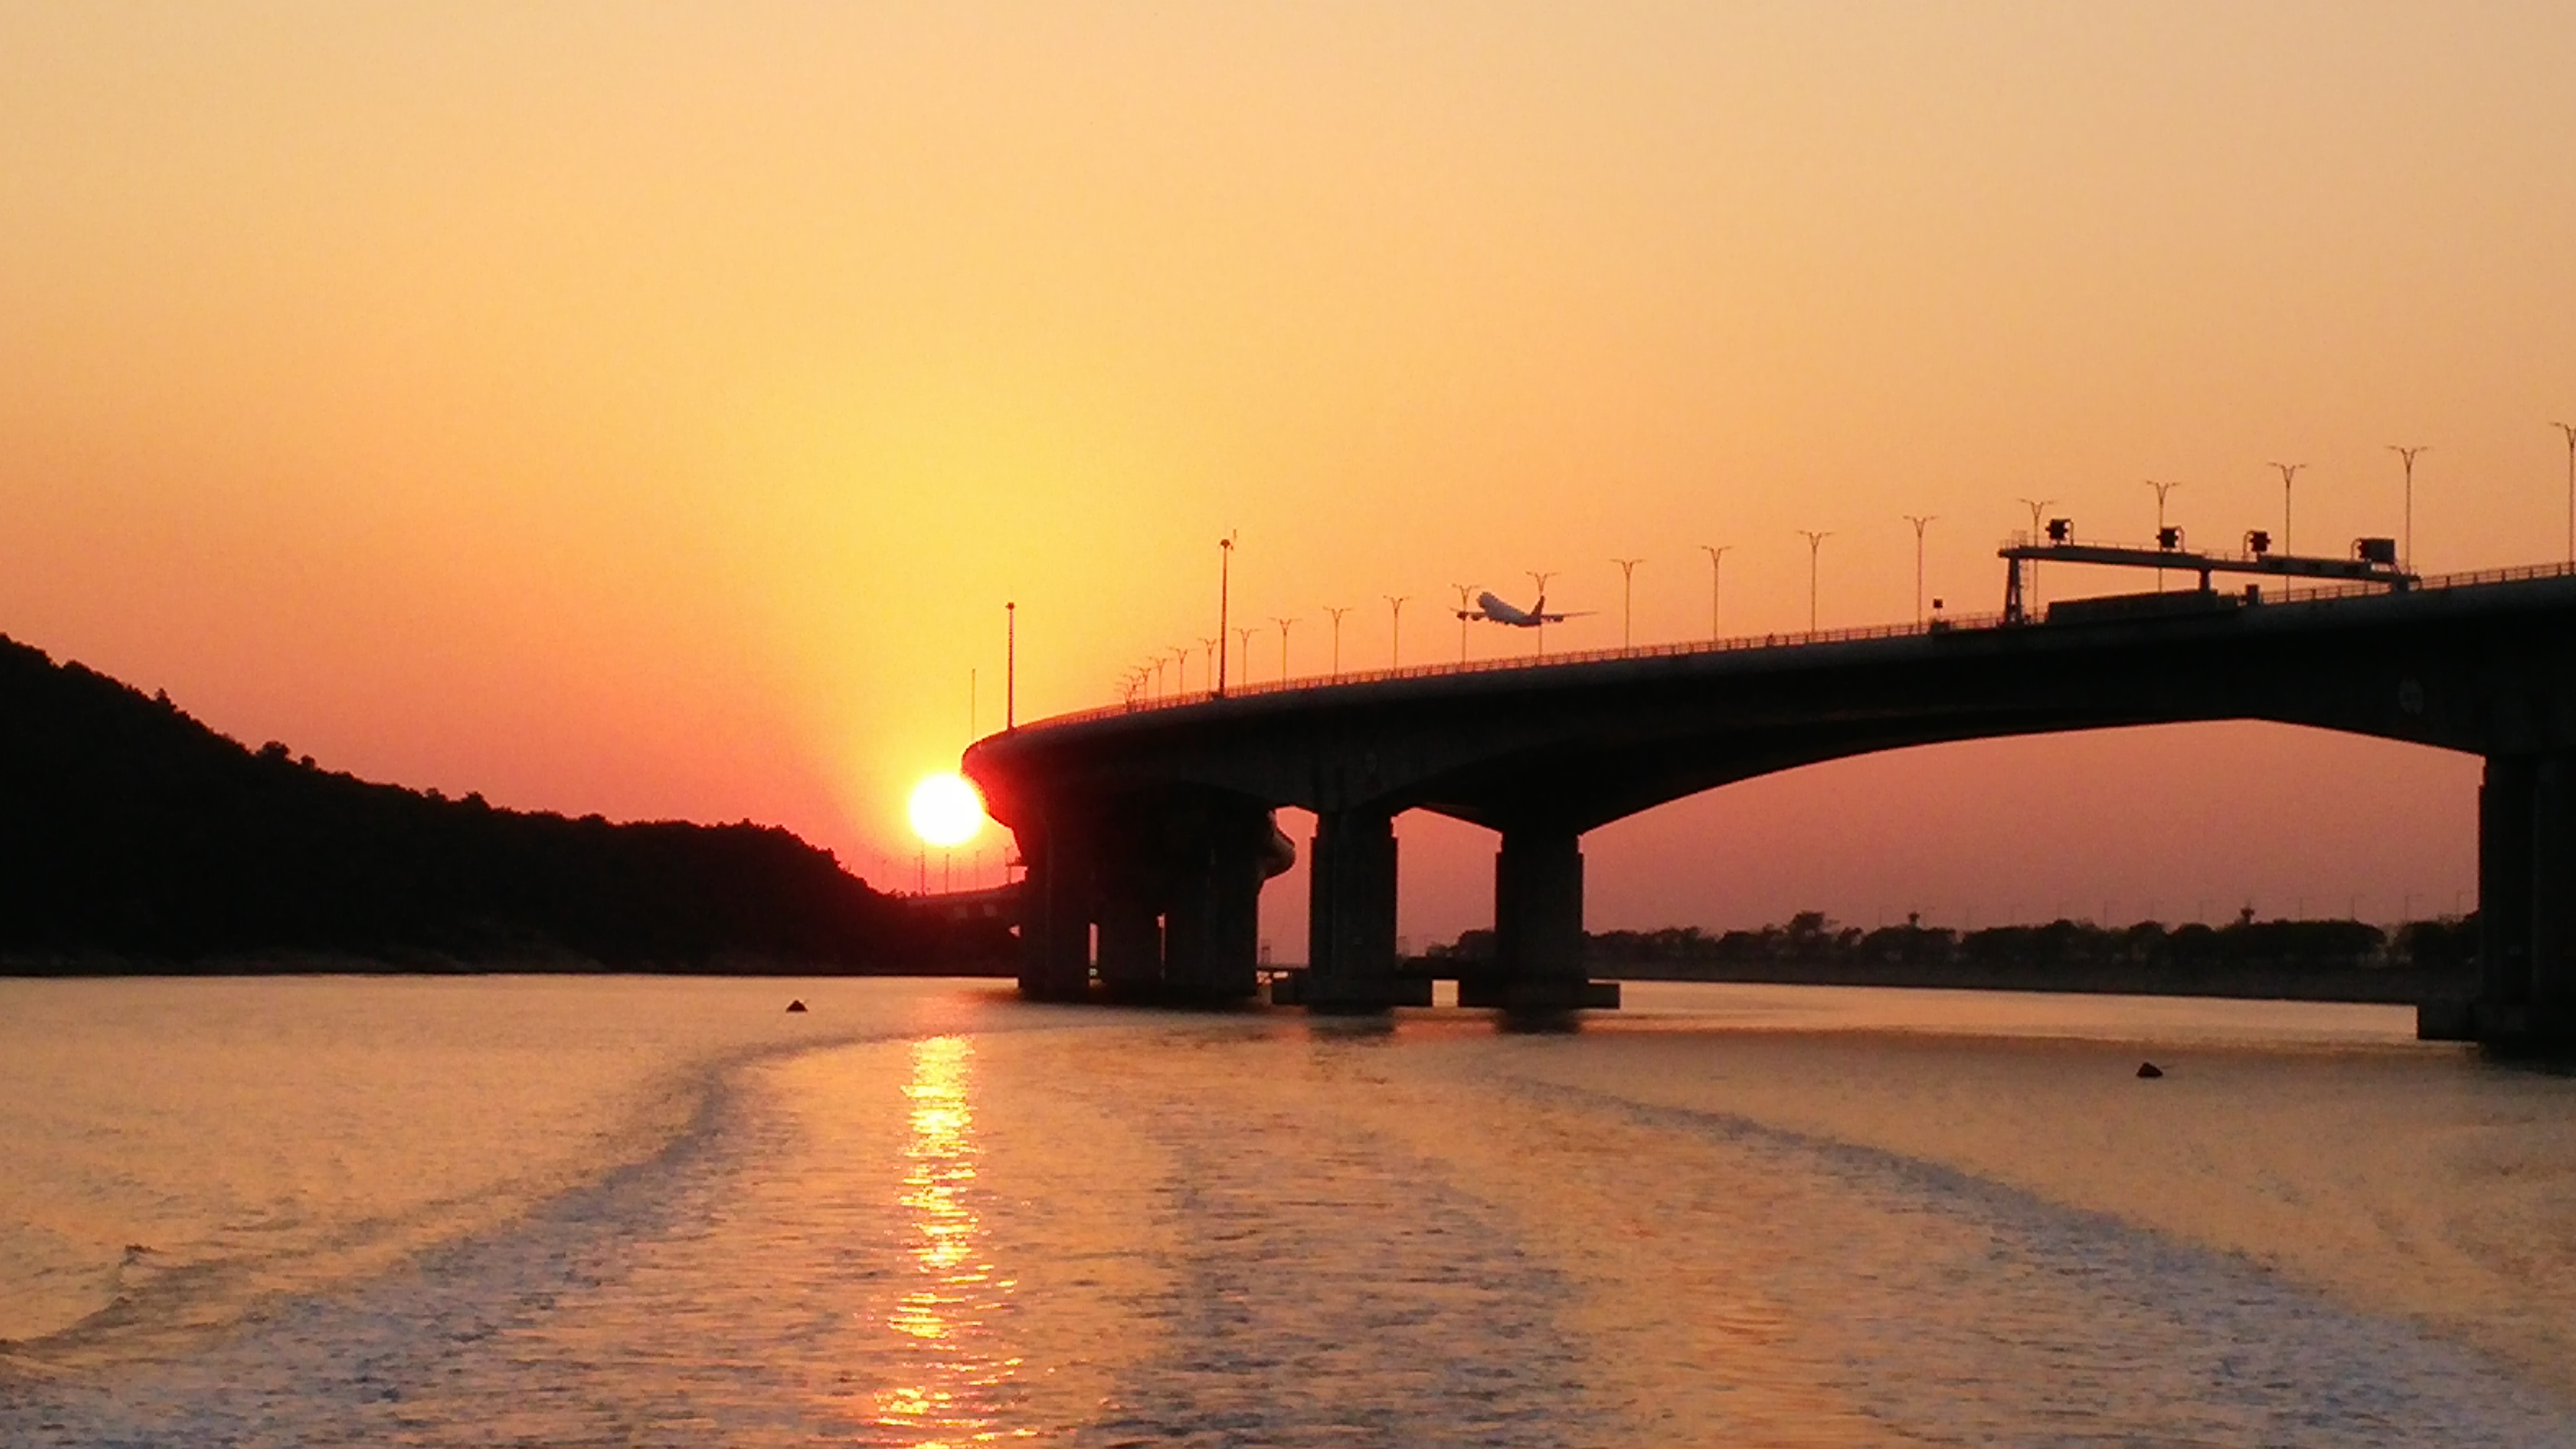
[4,976,2575,1446]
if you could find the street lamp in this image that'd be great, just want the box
[1200,635,1220,685]
[1451,583,1477,664]
[1170,645,1190,696]
[1216,532,1237,695]
[1526,571,1557,656]
[2554,423,2576,565]
[2387,446,2426,570]
[1900,516,1935,625]
[1698,544,1728,642]
[1324,606,1352,678]
[1797,531,1831,632]
[1232,625,1262,686]
[1385,594,1412,668]
[2268,462,2304,555]
[1271,616,1299,682]
[2144,481,2182,590]
[2016,497,2055,611]
[1612,557,1644,648]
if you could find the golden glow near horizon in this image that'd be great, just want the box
[4,4,2570,943]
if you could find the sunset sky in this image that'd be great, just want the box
[7,3,2575,953]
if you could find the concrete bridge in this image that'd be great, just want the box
[963,560,2576,1043]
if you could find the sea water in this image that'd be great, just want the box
[4,976,2575,1447]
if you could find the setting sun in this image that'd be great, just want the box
[906,773,985,848]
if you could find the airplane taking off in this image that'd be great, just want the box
[1460,590,1593,628]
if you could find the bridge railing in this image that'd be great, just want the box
[1042,557,2576,728]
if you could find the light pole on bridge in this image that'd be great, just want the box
[1216,532,1237,697]
[2268,462,2304,556]
[1324,606,1352,679]
[1233,625,1262,686]
[2553,422,2576,565]
[2017,497,2055,611]
[2387,447,2425,571]
[1451,583,1476,664]
[1900,516,1935,625]
[1271,616,1298,682]
[1385,594,1412,669]
[1699,544,1728,642]
[1612,557,1644,648]
[2144,481,2182,590]
[1527,571,1557,657]
[1796,531,1830,633]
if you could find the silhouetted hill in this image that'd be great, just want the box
[0,635,998,972]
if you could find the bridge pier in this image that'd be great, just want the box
[1157,799,1268,1003]
[1287,809,1429,1011]
[1015,817,1095,1001]
[2457,752,2576,1045]
[1461,826,1619,1011]
[1094,871,1165,1000]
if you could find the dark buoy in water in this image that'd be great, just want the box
[2136,1061,2163,1079]
[785,999,808,1014]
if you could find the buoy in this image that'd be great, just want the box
[785,999,808,1014]
[2136,1061,2163,1079]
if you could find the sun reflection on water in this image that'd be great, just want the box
[874,1034,1027,1444]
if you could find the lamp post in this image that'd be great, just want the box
[1900,516,1935,625]
[1004,602,1016,729]
[1526,571,1557,656]
[1271,616,1298,682]
[1232,625,1261,686]
[2144,481,2182,590]
[1216,533,1237,695]
[1385,594,1411,668]
[2387,446,2426,570]
[1698,544,1728,642]
[2554,423,2576,565]
[1170,645,1189,696]
[1200,635,1220,685]
[1325,606,1352,678]
[1612,557,1644,648]
[2017,498,2055,611]
[2268,462,2304,555]
[1451,583,1476,664]
[1797,531,1831,633]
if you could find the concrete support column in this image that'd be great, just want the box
[2478,755,2536,1014]
[1461,825,1619,1010]
[1308,810,1398,980]
[1286,808,1426,1010]
[1094,873,1164,999]
[2533,752,2576,1013]
[1162,810,1264,1003]
[1014,820,1094,1001]
[1494,827,1586,981]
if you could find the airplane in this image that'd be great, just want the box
[1458,590,1593,628]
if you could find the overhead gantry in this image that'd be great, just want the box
[964,563,2576,1043]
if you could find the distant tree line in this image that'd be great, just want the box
[0,635,1011,973]
[1426,908,2478,990]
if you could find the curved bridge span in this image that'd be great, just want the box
[965,566,2576,1040]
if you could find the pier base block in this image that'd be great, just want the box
[1267,970,1432,1011]
[1456,977,1621,1011]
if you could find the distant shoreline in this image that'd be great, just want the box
[1585,960,2462,1006]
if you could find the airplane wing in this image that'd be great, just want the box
[1539,610,1597,622]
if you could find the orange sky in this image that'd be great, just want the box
[6,4,2574,952]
